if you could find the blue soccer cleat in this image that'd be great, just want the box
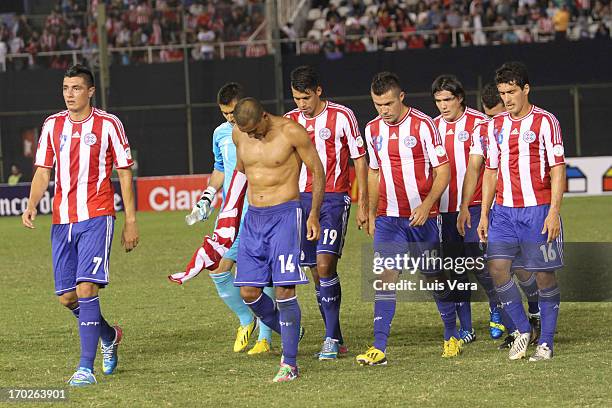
[489,306,505,339]
[68,367,97,387]
[101,325,123,375]
[459,328,476,344]
[319,337,339,360]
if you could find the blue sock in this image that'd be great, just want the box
[277,296,301,367]
[314,284,326,326]
[257,286,275,342]
[320,275,342,341]
[455,301,472,332]
[474,270,499,310]
[433,287,459,340]
[336,279,344,344]
[518,273,540,315]
[244,292,280,334]
[501,307,516,333]
[538,285,560,349]
[71,304,114,343]
[452,273,472,332]
[373,290,396,351]
[77,296,102,370]
[496,279,531,333]
[211,271,253,326]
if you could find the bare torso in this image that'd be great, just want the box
[235,116,302,207]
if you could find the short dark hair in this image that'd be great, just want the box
[217,82,244,105]
[290,65,320,93]
[431,74,465,106]
[234,97,264,127]
[495,61,530,88]
[371,71,401,96]
[64,64,95,88]
[481,82,502,110]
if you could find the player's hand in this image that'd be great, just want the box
[22,207,37,229]
[456,207,471,237]
[477,215,488,243]
[356,201,369,232]
[367,211,376,237]
[121,221,139,252]
[541,211,561,243]
[409,204,430,227]
[195,197,214,219]
[306,215,320,241]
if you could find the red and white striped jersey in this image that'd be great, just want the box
[284,101,365,193]
[434,107,487,212]
[485,105,565,207]
[365,108,449,218]
[35,108,134,224]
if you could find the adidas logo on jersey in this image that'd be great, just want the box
[390,132,398,140]
[306,125,314,132]
[72,131,81,139]
[446,129,454,135]
[511,128,519,135]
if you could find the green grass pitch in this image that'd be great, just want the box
[1,196,611,407]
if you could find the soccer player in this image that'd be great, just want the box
[186,83,273,355]
[356,72,460,366]
[477,62,564,361]
[432,75,501,344]
[22,64,138,386]
[231,97,325,382]
[285,65,368,359]
[459,82,542,349]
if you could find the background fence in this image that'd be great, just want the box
[1,39,611,182]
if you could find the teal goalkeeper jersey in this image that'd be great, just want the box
[212,121,249,209]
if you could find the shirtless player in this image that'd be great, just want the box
[231,97,325,382]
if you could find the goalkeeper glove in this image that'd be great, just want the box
[185,186,216,225]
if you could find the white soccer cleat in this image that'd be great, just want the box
[509,331,531,360]
[529,343,553,361]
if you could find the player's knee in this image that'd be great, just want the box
[275,286,296,301]
[535,271,557,288]
[58,292,78,309]
[316,255,338,278]
[75,282,99,298]
[240,286,262,303]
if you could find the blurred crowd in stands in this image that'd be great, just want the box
[0,0,610,71]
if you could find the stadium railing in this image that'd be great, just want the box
[2,22,602,66]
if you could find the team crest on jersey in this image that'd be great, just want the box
[372,136,383,152]
[494,128,504,144]
[553,144,564,157]
[59,134,69,152]
[355,136,364,148]
[403,135,417,148]
[125,147,132,160]
[83,133,97,146]
[457,130,470,142]
[435,145,447,157]
[319,128,332,140]
[522,130,537,143]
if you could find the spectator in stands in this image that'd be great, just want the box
[8,164,23,186]
[553,5,570,41]
[301,32,321,54]
[0,38,7,72]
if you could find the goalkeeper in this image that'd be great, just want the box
[183,82,274,355]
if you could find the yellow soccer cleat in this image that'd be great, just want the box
[356,346,387,366]
[233,319,258,353]
[247,339,271,355]
[442,336,464,358]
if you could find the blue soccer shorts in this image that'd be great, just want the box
[300,192,351,266]
[51,215,115,295]
[235,201,309,287]
[487,204,564,271]
[373,215,442,275]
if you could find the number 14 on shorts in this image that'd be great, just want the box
[278,254,296,273]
